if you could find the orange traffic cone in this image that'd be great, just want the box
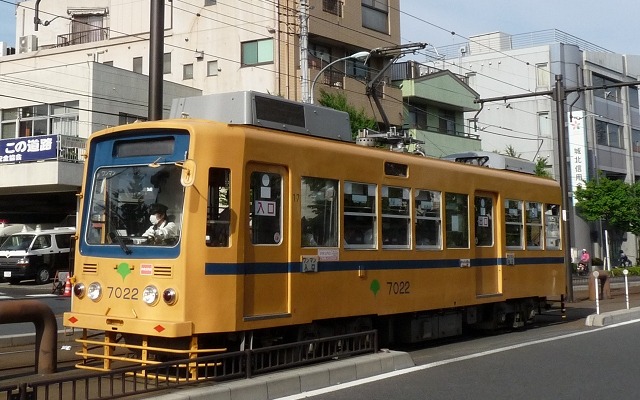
[62,275,72,297]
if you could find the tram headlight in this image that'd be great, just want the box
[162,288,177,305]
[73,282,85,298]
[87,282,102,301]
[142,285,159,305]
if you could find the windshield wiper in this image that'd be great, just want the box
[109,231,132,255]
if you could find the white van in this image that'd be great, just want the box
[0,228,75,285]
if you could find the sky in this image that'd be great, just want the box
[400,1,640,56]
[1,1,639,55]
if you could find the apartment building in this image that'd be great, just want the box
[0,0,401,224]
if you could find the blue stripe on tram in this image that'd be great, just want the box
[204,256,564,275]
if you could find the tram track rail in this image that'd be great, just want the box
[0,330,377,400]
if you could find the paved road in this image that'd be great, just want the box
[0,281,70,336]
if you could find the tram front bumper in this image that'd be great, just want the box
[63,312,193,337]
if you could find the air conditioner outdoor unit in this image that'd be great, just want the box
[18,35,38,53]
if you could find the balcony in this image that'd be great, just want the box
[57,28,109,47]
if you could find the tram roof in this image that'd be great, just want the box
[442,151,536,174]
[170,91,353,142]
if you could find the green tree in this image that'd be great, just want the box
[534,156,551,178]
[318,89,377,139]
[504,145,521,158]
[575,175,640,245]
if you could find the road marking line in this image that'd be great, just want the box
[279,318,640,399]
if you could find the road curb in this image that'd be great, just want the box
[585,306,640,326]
[153,350,415,400]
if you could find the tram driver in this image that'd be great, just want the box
[143,203,179,244]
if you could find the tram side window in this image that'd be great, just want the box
[505,199,524,249]
[301,177,338,247]
[526,202,543,249]
[415,189,441,249]
[250,172,282,245]
[344,181,376,249]
[474,195,493,247]
[382,186,410,249]
[545,204,561,249]
[445,193,468,248]
[206,168,231,247]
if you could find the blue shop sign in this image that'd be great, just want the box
[0,136,58,163]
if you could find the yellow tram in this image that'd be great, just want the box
[64,92,565,370]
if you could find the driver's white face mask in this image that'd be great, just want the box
[149,215,159,225]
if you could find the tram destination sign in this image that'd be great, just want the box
[0,136,58,164]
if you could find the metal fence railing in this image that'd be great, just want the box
[0,330,378,400]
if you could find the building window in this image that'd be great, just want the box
[346,58,368,79]
[119,112,146,125]
[133,57,142,74]
[633,129,640,153]
[19,105,48,137]
[51,101,79,137]
[538,112,551,138]
[1,108,18,139]
[361,0,388,33]
[535,63,550,88]
[596,120,623,148]
[323,0,342,16]
[593,74,621,103]
[1,102,80,139]
[207,60,219,76]
[630,86,639,109]
[183,63,193,80]
[439,110,456,135]
[241,39,274,66]
[68,12,107,45]
[163,53,171,74]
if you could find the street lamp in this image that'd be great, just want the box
[309,51,371,104]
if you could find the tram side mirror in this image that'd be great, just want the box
[175,159,197,187]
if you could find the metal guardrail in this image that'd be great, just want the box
[0,330,377,400]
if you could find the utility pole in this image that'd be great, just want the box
[149,0,164,121]
[553,75,574,303]
[299,0,310,103]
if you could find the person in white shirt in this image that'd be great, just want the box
[143,203,178,244]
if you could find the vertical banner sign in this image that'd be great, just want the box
[567,111,588,205]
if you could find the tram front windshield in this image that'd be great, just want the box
[86,164,184,247]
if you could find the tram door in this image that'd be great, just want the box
[243,164,290,318]
[474,193,501,296]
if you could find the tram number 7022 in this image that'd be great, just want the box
[387,281,410,295]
